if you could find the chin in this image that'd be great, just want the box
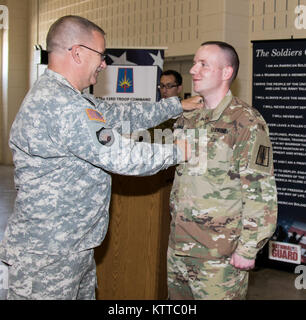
[90,78,98,86]
[192,84,200,92]
[193,88,202,95]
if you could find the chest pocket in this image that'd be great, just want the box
[206,129,234,185]
[175,128,208,177]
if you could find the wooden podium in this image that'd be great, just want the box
[94,167,175,300]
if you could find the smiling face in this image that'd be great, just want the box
[190,44,232,97]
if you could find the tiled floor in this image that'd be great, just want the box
[247,267,306,300]
[0,165,305,300]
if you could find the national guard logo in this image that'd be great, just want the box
[86,108,106,123]
[256,145,270,167]
[116,68,134,93]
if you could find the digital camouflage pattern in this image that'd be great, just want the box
[6,249,96,300]
[168,91,277,299]
[0,68,185,298]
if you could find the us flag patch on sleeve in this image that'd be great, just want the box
[86,108,106,123]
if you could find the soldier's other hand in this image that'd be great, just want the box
[175,139,191,162]
[230,252,255,270]
[181,95,204,111]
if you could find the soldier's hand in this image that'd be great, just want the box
[181,95,204,111]
[230,252,255,270]
[175,139,191,162]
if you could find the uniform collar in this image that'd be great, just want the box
[205,90,233,122]
[182,90,233,121]
[45,68,82,94]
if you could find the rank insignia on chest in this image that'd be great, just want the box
[256,145,270,167]
[86,108,106,123]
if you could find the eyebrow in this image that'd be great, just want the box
[194,59,206,63]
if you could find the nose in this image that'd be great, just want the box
[100,59,107,69]
[190,64,197,75]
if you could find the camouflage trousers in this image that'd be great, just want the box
[6,249,96,300]
[167,247,248,300]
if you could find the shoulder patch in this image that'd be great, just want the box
[249,129,273,175]
[86,108,106,123]
[255,145,270,167]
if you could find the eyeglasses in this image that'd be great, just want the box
[158,83,178,90]
[68,44,107,61]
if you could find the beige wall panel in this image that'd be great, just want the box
[6,0,27,13]
[276,11,289,30]
[195,30,225,43]
[253,0,264,16]
[7,69,27,89]
[253,16,264,34]
[264,0,276,14]
[1,0,29,164]
[31,0,228,52]
[198,13,224,30]
[288,0,302,11]
[0,0,5,162]
[226,0,249,15]
[277,0,289,12]
[199,0,224,14]
[266,13,279,30]
[225,14,249,33]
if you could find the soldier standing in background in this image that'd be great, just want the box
[156,70,183,133]
[159,70,183,100]
[167,41,278,300]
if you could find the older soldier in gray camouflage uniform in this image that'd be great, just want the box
[168,41,278,300]
[0,15,202,300]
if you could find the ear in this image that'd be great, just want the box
[222,66,234,81]
[70,46,82,64]
[177,85,183,94]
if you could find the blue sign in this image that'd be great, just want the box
[116,68,134,93]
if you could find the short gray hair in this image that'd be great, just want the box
[47,15,105,53]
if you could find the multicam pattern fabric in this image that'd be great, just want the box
[167,247,248,300]
[0,68,184,266]
[168,91,277,298]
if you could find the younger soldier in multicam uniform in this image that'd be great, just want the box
[0,16,203,300]
[167,41,278,300]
